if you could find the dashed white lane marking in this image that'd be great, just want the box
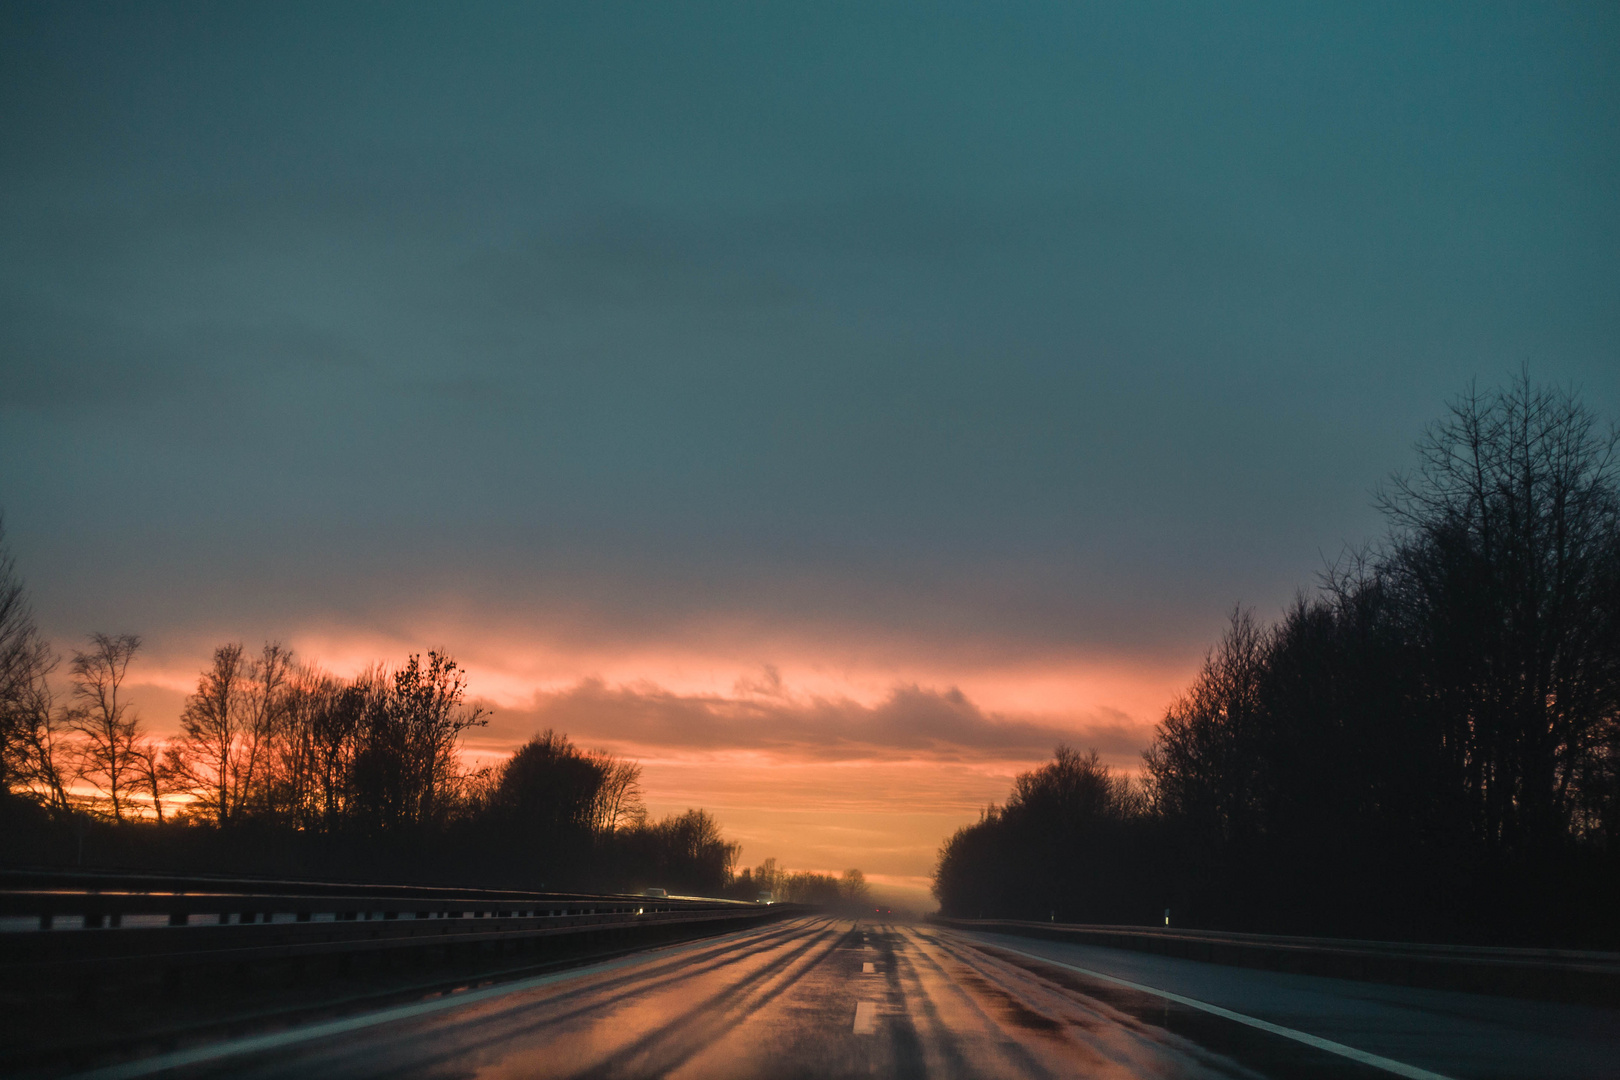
[862,962,876,974]
[981,941,1456,1080]
[853,1001,879,1034]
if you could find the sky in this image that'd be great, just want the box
[2,2,1617,906]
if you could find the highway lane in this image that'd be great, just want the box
[958,928,1620,1080]
[76,917,1620,1080]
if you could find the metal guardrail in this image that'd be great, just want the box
[0,870,802,1075]
[927,915,1620,1005]
[0,869,791,984]
[0,867,751,919]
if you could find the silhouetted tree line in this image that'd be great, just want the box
[936,375,1620,946]
[726,858,873,910]
[0,543,743,894]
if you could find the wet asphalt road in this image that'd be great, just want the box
[85,916,1620,1080]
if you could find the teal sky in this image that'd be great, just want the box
[2,0,1616,704]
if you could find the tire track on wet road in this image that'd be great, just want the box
[73,918,1618,1079]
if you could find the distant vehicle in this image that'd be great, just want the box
[642,887,667,898]
[757,891,774,904]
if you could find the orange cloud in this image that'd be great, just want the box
[477,677,1147,764]
[116,620,1196,910]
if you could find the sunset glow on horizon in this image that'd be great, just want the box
[118,624,1199,905]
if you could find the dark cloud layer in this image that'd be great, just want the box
[485,677,1144,765]
[1,2,1616,662]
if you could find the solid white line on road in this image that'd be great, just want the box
[67,920,817,1080]
[862,962,876,973]
[853,1001,879,1034]
[980,941,1455,1080]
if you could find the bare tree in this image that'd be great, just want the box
[8,655,74,815]
[839,868,871,904]
[754,857,782,899]
[172,643,247,825]
[590,752,646,833]
[350,652,486,833]
[129,737,172,823]
[262,662,340,827]
[67,633,143,821]
[1378,372,1620,851]
[233,642,293,818]
[1142,608,1271,844]
[0,515,59,800]
[299,672,373,832]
